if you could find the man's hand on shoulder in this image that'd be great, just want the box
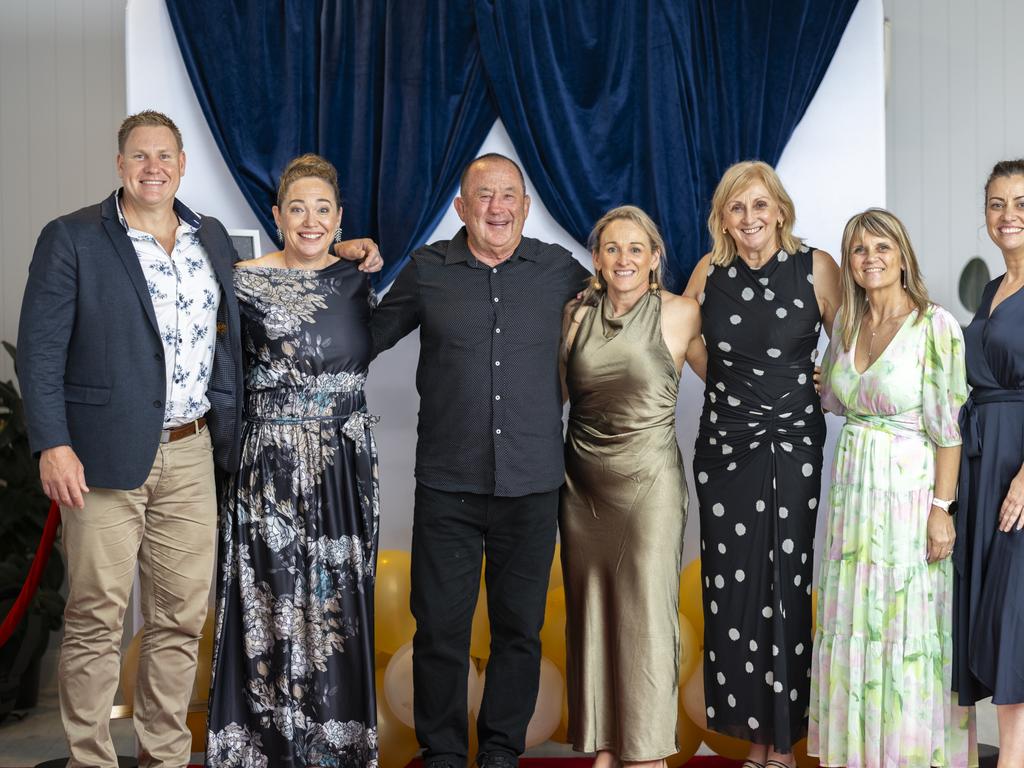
[40,445,89,509]
[334,238,383,273]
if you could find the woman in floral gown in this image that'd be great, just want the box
[810,208,976,767]
[206,155,380,767]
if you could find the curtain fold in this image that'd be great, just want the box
[167,0,497,285]
[475,0,859,288]
[166,0,858,287]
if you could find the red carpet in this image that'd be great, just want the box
[403,760,743,767]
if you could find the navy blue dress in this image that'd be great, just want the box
[954,277,1024,705]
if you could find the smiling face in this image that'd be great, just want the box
[117,125,185,213]
[722,182,783,257]
[593,218,660,300]
[985,174,1024,255]
[848,231,904,292]
[454,158,531,262]
[272,176,342,261]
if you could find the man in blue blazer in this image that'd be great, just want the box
[16,110,241,768]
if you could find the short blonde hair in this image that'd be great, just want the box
[580,205,665,306]
[837,208,930,350]
[707,160,800,266]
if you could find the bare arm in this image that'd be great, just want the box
[334,238,383,272]
[560,300,587,404]
[682,254,712,301]
[812,249,842,337]
[926,445,960,563]
[660,292,702,375]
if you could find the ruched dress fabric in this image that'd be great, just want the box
[560,291,687,761]
[207,260,380,768]
[954,279,1024,706]
[694,246,825,751]
[810,306,976,768]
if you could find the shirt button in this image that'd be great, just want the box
[153,400,163,408]
[493,297,500,303]
[494,361,501,366]
[495,395,501,401]
[495,328,501,333]
[492,267,498,273]
[495,428,502,435]
[154,352,162,361]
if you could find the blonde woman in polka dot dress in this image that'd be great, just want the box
[683,161,841,768]
[809,208,976,767]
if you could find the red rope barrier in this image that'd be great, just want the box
[0,500,60,648]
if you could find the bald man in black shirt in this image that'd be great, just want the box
[372,154,590,768]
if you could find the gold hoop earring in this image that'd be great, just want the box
[591,276,602,291]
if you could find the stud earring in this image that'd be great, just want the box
[333,227,344,243]
[590,276,602,290]
[777,220,783,228]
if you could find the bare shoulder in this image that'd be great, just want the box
[682,253,713,299]
[661,291,700,319]
[811,248,839,275]
[234,252,281,269]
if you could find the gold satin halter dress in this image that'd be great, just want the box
[560,290,688,760]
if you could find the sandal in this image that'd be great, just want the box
[741,762,766,768]
[765,761,795,768]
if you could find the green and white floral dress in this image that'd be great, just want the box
[809,304,977,767]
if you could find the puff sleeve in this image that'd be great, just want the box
[921,304,968,447]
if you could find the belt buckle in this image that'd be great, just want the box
[160,428,172,444]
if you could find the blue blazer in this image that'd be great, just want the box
[17,191,243,490]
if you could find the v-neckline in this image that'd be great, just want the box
[986,276,1024,319]
[851,309,918,376]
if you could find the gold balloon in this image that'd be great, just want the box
[375,550,417,655]
[538,587,567,674]
[376,666,421,768]
[793,736,820,768]
[677,612,700,686]
[470,574,491,660]
[678,559,704,644]
[665,710,703,768]
[549,542,564,591]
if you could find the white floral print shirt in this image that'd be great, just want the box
[117,191,219,427]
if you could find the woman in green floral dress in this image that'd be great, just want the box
[809,209,976,767]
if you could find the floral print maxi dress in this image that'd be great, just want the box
[207,260,380,768]
[809,305,976,768]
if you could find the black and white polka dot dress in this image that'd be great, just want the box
[694,245,825,751]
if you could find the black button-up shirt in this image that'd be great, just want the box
[371,228,591,496]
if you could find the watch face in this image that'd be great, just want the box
[948,500,959,516]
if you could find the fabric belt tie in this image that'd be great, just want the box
[953,388,1024,573]
[160,417,207,443]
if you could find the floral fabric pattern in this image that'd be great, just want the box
[809,305,976,767]
[207,261,379,768]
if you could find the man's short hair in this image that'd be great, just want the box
[117,110,184,154]
[459,153,526,196]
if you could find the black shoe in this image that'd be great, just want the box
[424,759,458,768]
[476,751,518,768]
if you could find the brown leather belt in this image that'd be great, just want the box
[160,417,207,443]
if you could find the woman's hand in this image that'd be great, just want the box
[812,364,822,395]
[926,505,956,562]
[334,238,383,272]
[998,467,1024,532]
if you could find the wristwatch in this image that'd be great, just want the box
[932,497,957,516]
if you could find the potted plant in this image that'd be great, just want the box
[0,341,65,721]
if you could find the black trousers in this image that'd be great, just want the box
[411,483,559,766]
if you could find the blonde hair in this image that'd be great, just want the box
[579,205,666,306]
[276,153,341,209]
[837,208,930,350]
[707,161,801,266]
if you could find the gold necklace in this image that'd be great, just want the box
[863,304,912,361]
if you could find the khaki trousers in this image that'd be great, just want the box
[58,427,217,768]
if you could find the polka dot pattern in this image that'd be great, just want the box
[695,246,823,747]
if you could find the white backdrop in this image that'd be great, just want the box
[126,0,885,566]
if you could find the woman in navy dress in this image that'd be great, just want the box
[954,159,1024,765]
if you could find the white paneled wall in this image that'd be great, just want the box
[885,0,1024,324]
[0,0,125,384]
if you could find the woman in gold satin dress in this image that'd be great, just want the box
[560,205,704,767]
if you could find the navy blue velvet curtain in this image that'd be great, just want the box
[166,0,497,286]
[166,0,857,287]
[475,0,858,287]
